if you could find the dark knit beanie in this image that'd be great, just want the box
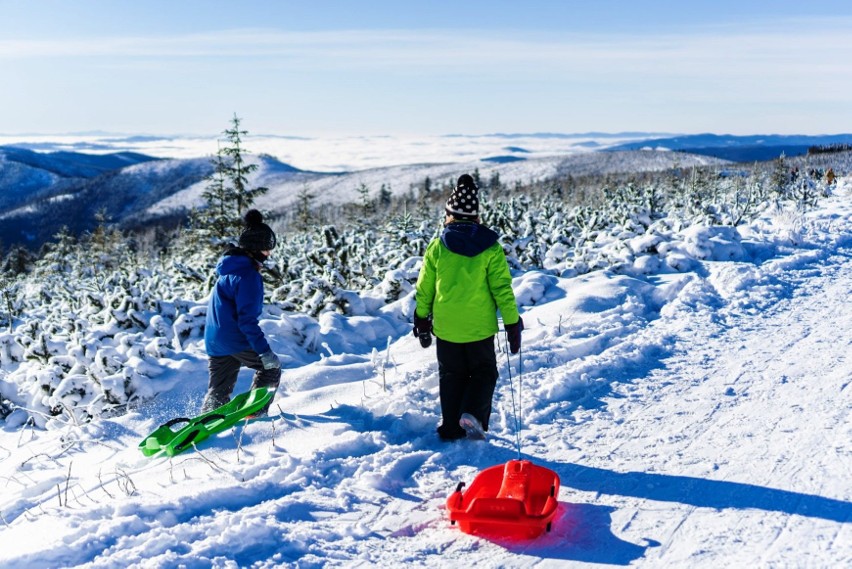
[238,209,277,252]
[445,174,479,220]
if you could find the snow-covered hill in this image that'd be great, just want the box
[0,146,160,212]
[0,153,63,210]
[0,131,725,249]
[146,150,727,219]
[611,133,852,162]
[0,181,849,567]
[7,129,848,249]
[0,155,213,246]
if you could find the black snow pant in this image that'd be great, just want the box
[201,350,281,414]
[435,336,499,440]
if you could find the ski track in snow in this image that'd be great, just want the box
[1,196,851,567]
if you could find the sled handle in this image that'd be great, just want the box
[197,413,227,426]
[455,482,466,493]
[164,417,191,428]
[174,428,200,452]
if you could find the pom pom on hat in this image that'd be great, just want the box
[244,208,264,227]
[445,174,479,220]
[239,209,277,251]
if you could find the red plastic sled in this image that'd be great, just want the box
[446,459,560,538]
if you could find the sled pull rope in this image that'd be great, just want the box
[503,327,523,460]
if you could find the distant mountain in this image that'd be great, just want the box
[0,145,729,249]
[0,156,213,247]
[5,130,847,250]
[0,150,305,249]
[481,155,528,164]
[143,149,727,231]
[1,146,158,177]
[472,131,676,139]
[0,146,162,215]
[609,133,852,162]
[0,154,63,211]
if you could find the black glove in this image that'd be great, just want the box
[505,317,524,354]
[413,314,433,348]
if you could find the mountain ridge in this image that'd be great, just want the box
[2,132,850,249]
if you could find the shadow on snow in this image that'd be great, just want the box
[451,447,851,565]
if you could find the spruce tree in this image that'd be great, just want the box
[221,114,268,216]
[770,153,792,205]
[35,226,78,276]
[0,271,15,333]
[488,171,502,195]
[193,114,269,253]
[1,246,34,276]
[296,184,316,231]
[199,147,238,244]
[378,183,392,210]
[357,182,375,221]
[84,209,128,272]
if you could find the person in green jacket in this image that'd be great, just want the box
[414,174,523,441]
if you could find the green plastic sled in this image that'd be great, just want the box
[139,386,275,457]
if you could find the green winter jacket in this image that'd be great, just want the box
[415,221,520,343]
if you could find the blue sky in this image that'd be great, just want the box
[2,0,851,137]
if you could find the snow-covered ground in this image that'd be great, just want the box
[1,187,850,567]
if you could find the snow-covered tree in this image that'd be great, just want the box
[221,114,268,216]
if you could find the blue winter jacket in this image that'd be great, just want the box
[204,250,271,357]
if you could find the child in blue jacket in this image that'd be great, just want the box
[201,209,280,415]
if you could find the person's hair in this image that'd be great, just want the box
[445,213,480,224]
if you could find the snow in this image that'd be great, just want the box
[144,149,725,220]
[1,188,851,567]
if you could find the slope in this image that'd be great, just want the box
[0,191,850,567]
[0,157,212,247]
[145,149,727,219]
[609,133,852,161]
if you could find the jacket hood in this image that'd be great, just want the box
[440,222,499,257]
[217,249,259,276]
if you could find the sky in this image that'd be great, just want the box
[2,0,852,137]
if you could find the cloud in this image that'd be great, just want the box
[2,16,850,134]
[2,18,850,75]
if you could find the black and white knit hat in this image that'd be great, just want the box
[238,209,277,252]
[445,174,479,219]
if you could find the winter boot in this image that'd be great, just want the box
[437,423,466,442]
[460,413,486,440]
